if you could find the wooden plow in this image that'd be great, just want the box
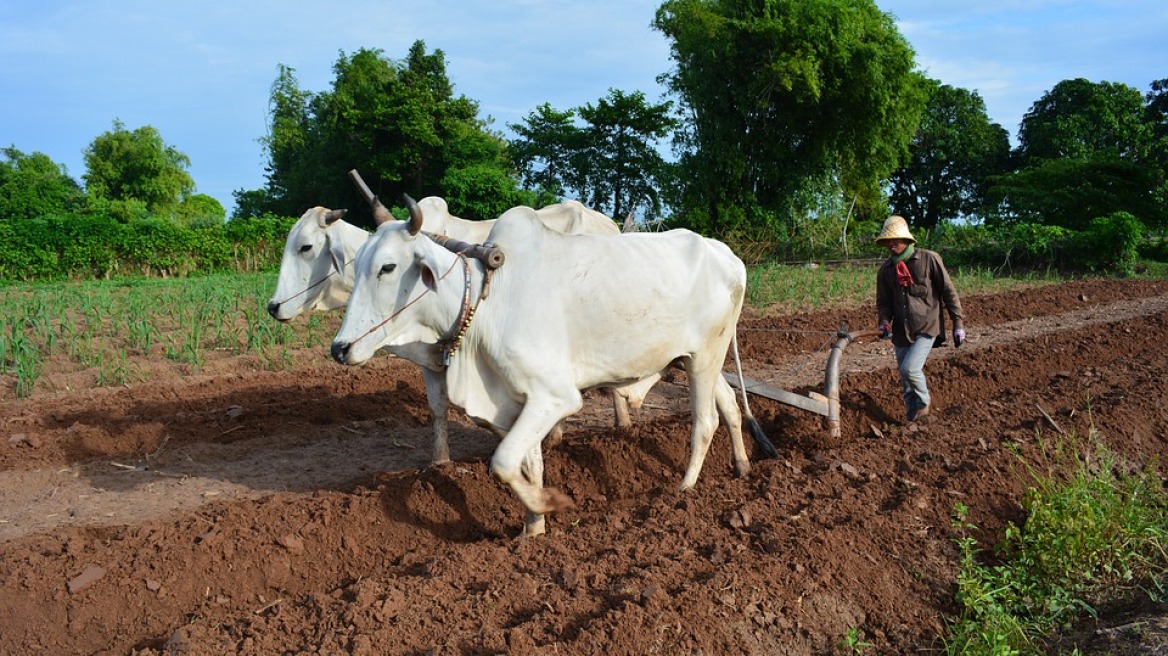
[725,324,881,441]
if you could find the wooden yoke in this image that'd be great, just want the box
[425,233,505,269]
[347,169,505,270]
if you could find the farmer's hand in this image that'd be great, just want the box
[878,322,892,339]
[953,328,966,347]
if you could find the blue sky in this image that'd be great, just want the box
[2,1,1164,215]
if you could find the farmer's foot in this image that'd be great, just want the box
[910,407,931,424]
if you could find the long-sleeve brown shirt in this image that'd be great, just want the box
[876,248,964,347]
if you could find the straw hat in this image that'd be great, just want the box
[874,215,915,244]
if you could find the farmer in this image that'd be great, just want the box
[874,215,965,423]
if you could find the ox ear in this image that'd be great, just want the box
[403,194,424,236]
[318,208,348,228]
[327,232,348,278]
[416,247,445,294]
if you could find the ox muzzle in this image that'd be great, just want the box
[330,341,351,364]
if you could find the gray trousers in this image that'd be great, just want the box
[894,334,934,420]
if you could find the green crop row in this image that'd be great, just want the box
[2,256,1161,399]
[0,272,339,398]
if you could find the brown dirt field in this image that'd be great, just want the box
[1,277,1167,655]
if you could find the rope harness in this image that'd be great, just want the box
[271,250,345,308]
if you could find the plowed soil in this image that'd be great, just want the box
[2,277,1167,655]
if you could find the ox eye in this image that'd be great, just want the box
[379,263,396,277]
[298,244,312,253]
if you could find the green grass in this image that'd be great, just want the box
[744,262,1066,313]
[945,431,1168,655]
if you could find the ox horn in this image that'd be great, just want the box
[322,208,348,227]
[403,194,424,236]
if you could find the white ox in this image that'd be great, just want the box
[330,197,764,536]
[267,198,655,463]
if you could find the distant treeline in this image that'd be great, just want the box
[1,209,1159,286]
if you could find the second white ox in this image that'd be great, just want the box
[331,197,763,536]
[267,197,655,463]
[266,196,618,321]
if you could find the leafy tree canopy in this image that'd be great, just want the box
[887,80,1011,230]
[0,147,85,220]
[990,78,1165,231]
[985,156,1162,231]
[176,193,226,229]
[1145,78,1168,211]
[83,120,195,220]
[509,89,679,221]
[248,42,522,225]
[1148,78,1168,145]
[509,103,584,200]
[1016,78,1150,163]
[653,0,926,236]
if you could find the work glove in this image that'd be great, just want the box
[878,322,892,339]
[953,328,966,347]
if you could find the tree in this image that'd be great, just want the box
[509,90,679,220]
[1017,78,1150,164]
[653,0,926,236]
[887,81,1011,230]
[985,157,1160,231]
[1145,78,1168,213]
[1148,78,1168,145]
[245,42,524,225]
[83,120,195,220]
[230,187,274,220]
[175,193,226,228]
[577,89,679,220]
[509,103,585,198]
[255,64,317,216]
[0,147,85,220]
[989,78,1164,230]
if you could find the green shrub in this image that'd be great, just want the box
[1068,211,1144,275]
[1138,234,1168,262]
[945,435,1168,655]
[937,217,1148,276]
[0,212,296,282]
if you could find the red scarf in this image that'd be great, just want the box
[895,260,913,287]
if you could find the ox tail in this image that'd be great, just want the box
[731,330,778,459]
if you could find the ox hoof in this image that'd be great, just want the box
[519,521,547,538]
[734,459,751,479]
[542,487,574,513]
